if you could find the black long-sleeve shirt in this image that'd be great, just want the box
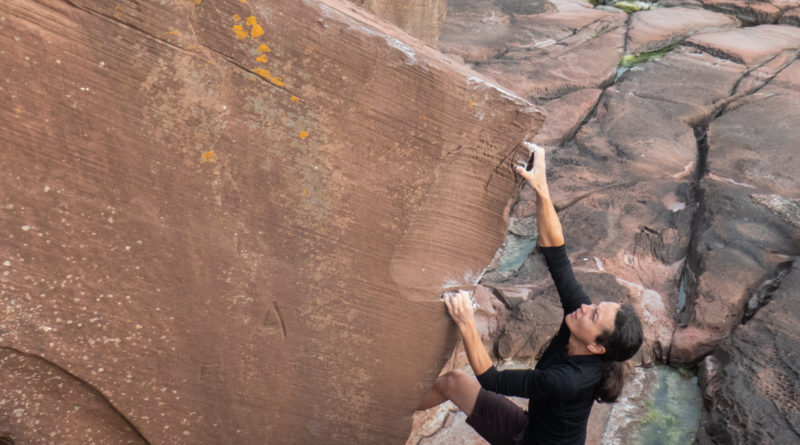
[476,244,602,445]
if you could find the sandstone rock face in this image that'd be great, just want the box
[0,347,146,445]
[349,0,447,45]
[696,263,800,445]
[781,7,800,26]
[627,7,740,55]
[0,0,544,443]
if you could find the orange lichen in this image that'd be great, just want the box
[233,14,241,21]
[251,24,264,38]
[195,0,202,4]
[256,54,269,63]
[290,96,299,102]
[299,131,309,140]
[253,68,271,79]
[200,151,217,163]
[258,44,271,53]
[232,24,248,40]
[469,100,477,108]
[302,188,307,196]
[168,29,180,36]
[246,16,258,26]
[270,76,285,87]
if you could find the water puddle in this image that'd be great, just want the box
[602,366,702,445]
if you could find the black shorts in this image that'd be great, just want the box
[466,388,529,445]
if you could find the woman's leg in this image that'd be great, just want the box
[416,370,481,415]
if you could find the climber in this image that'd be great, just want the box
[416,144,643,445]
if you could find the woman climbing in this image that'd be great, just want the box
[417,144,644,445]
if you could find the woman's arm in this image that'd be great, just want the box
[444,291,492,376]
[516,144,564,248]
[516,145,590,313]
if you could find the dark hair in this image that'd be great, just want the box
[593,304,643,403]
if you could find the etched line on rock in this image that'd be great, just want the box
[0,346,151,444]
[272,301,288,339]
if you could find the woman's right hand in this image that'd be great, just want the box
[516,144,548,193]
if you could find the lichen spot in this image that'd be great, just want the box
[253,68,271,80]
[256,54,269,63]
[290,96,299,102]
[299,131,309,140]
[270,76,285,87]
[246,16,258,26]
[258,44,271,53]
[232,25,248,40]
[302,188,307,196]
[168,29,180,36]
[469,100,477,108]
[200,151,217,163]
[195,0,202,4]
[251,24,264,38]
[240,0,247,3]
[233,14,241,22]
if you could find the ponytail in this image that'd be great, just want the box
[593,304,642,403]
[595,360,624,402]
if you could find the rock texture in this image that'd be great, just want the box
[696,263,800,444]
[349,0,447,45]
[627,7,739,55]
[0,0,544,443]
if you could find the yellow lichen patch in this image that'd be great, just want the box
[290,96,299,102]
[195,0,202,4]
[251,24,264,38]
[246,16,258,26]
[253,68,271,79]
[258,44,271,53]
[232,24,248,40]
[256,54,269,63]
[200,151,217,163]
[168,29,180,36]
[233,14,241,21]
[302,188,307,196]
[299,131,309,140]
[241,0,247,3]
[469,100,477,108]
[270,76,285,87]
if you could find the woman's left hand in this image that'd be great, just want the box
[444,290,476,330]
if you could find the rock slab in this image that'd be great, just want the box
[0,0,543,443]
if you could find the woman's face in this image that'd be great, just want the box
[566,302,620,353]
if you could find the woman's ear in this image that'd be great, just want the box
[587,343,606,355]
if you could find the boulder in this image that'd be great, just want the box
[0,0,544,443]
[627,7,740,55]
[695,263,800,445]
[687,24,800,66]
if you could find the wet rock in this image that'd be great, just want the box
[687,24,800,66]
[532,88,603,146]
[349,0,447,45]
[0,1,544,443]
[627,7,740,55]
[695,263,800,445]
